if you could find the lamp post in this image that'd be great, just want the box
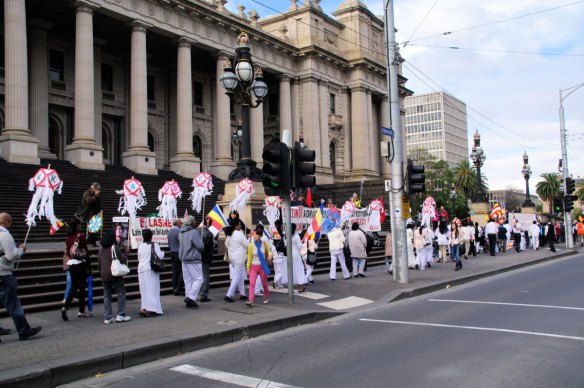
[230,120,243,161]
[521,151,534,207]
[559,82,583,249]
[220,31,268,181]
[449,184,457,218]
[470,130,488,202]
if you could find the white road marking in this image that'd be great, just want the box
[429,299,584,311]
[270,288,329,300]
[359,319,584,341]
[317,296,373,310]
[171,364,302,388]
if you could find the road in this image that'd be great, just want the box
[65,254,584,388]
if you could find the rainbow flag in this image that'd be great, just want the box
[303,209,323,241]
[49,219,64,235]
[207,205,228,237]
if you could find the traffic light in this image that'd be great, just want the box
[564,195,577,212]
[262,142,290,196]
[553,196,564,213]
[293,141,316,189]
[407,160,426,194]
[566,177,576,194]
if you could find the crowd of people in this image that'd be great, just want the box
[1,184,582,342]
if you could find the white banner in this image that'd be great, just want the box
[283,207,381,232]
[129,217,173,249]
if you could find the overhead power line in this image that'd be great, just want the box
[403,43,584,57]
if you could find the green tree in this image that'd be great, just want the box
[452,159,476,199]
[535,172,561,212]
[576,182,584,202]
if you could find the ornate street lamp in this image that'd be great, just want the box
[470,130,488,202]
[220,31,268,181]
[231,120,243,161]
[521,151,535,207]
[449,184,458,218]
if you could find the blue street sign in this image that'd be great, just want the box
[381,127,394,138]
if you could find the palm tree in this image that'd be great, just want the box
[576,182,584,202]
[452,160,476,199]
[535,172,561,211]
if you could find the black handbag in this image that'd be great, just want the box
[150,243,165,272]
[306,251,317,266]
[459,244,466,256]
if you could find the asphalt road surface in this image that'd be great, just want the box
[65,254,584,388]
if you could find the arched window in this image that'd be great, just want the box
[48,116,63,159]
[148,132,155,152]
[330,141,336,174]
[193,135,202,158]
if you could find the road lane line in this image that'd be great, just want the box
[171,364,302,388]
[270,288,330,300]
[429,299,584,311]
[359,319,584,341]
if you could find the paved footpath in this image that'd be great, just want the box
[0,245,579,388]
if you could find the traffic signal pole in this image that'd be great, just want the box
[384,0,408,284]
[559,91,574,249]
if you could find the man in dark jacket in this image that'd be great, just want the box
[546,222,556,253]
[178,216,205,308]
[198,216,215,303]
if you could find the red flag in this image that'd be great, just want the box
[379,197,386,223]
[306,188,313,207]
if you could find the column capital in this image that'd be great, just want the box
[216,51,232,61]
[351,85,368,93]
[279,74,292,82]
[130,19,153,32]
[28,18,54,31]
[177,36,196,47]
[75,0,100,13]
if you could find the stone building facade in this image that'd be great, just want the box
[0,0,412,182]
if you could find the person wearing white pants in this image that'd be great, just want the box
[302,238,318,283]
[178,215,205,308]
[348,223,368,277]
[327,227,351,280]
[224,221,248,302]
[529,221,540,250]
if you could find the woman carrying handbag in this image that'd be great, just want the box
[98,232,131,324]
[61,218,91,321]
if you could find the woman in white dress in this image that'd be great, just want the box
[406,223,416,269]
[138,229,164,317]
[224,220,248,302]
[290,224,307,292]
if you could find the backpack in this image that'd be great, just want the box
[149,242,165,272]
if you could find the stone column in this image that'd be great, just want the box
[301,76,319,162]
[170,37,199,178]
[212,53,235,179]
[28,20,53,159]
[318,80,332,182]
[122,20,157,175]
[0,0,39,164]
[342,88,351,173]
[380,96,391,178]
[279,75,292,141]
[250,101,264,167]
[366,90,379,174]
[350,86,369,174]
[66,2,104,170]
[290,78,301,143]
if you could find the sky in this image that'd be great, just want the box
[226,0,584,193]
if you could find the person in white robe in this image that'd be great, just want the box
[224,221,248,302]
[137,229,164,316]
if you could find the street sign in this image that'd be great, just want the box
[381,127,394,138]
[402,197,410,219]
[384,180,391,192]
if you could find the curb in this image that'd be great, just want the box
[0,311,342,388]
[387,250,578,303]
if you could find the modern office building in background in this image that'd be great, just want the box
[404,91,468,167]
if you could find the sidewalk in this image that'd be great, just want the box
[0,246,579,388]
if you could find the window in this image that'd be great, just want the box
[193,81,203,106]
[49,50,65,81]
[101,63,113,92]
[147,75,155,101]
[330,93,336,114]
[193,135,202,158]
[330,142,336,174]
[268,93,279,116]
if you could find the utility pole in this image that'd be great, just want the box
[559,83,583,249]
[384,0,408,284]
